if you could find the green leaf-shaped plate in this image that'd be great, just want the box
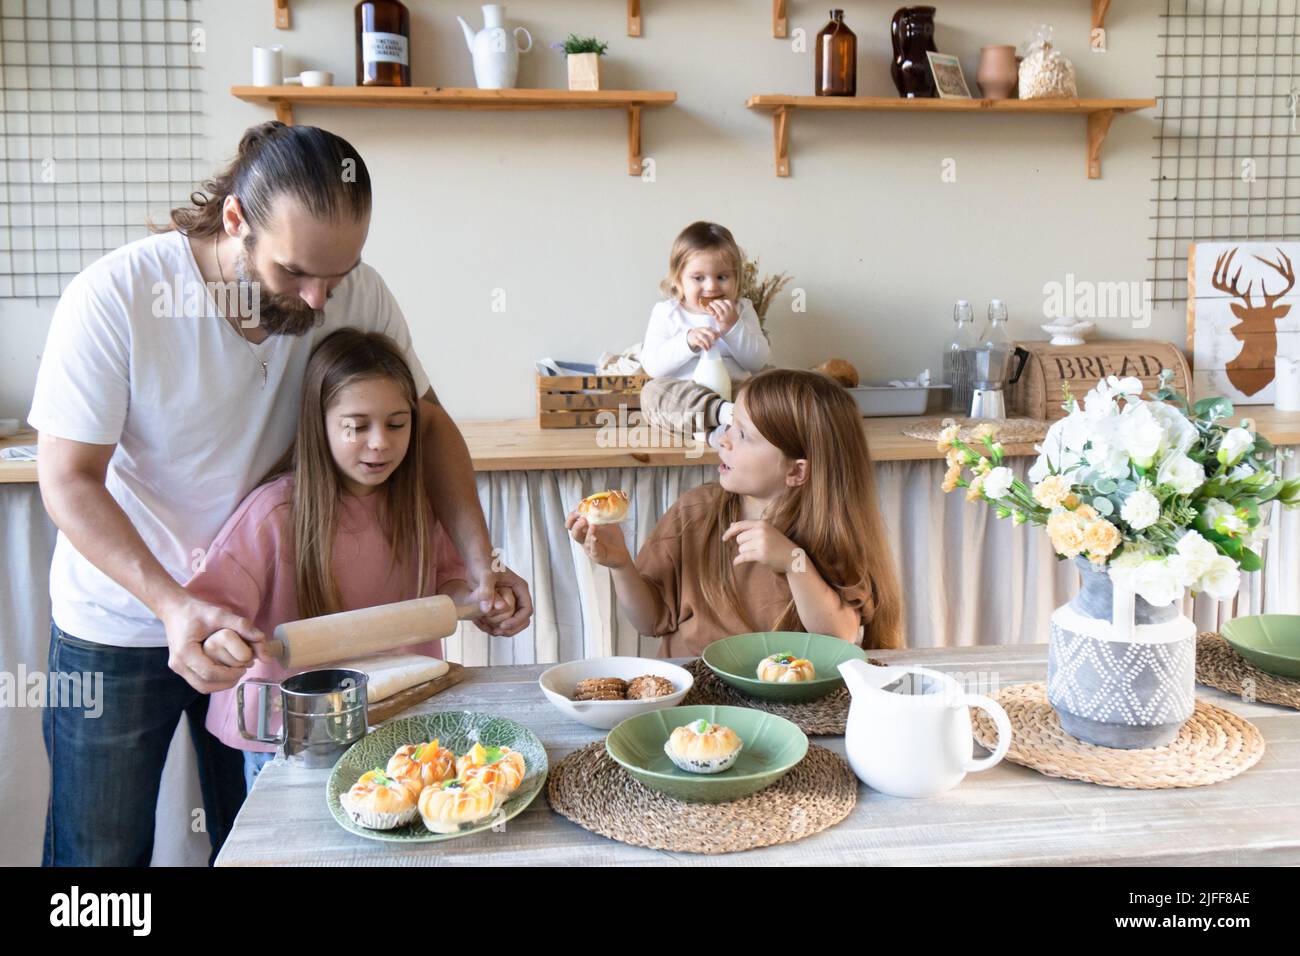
[326,711,548,842]
[606,704,808,803]
[1220,614,1300,678]
[702,631,868,702]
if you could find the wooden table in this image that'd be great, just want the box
[8,407,1300,482]
[215,644,1300,866]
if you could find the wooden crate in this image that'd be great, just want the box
[1008,339,1192,422]
[536,372,650,429]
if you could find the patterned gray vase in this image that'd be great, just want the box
[1046,556,1197,749]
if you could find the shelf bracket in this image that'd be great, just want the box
[627,105,643,175]
[773,0,788,38]
[628,0,641,37]
[1091,0,1111,51]
[1086,109,1115,179]
[272,98,295,126]
[773,106,791,176]
[274,0,290,30]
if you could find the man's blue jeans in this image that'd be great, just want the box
[41,621,246,866]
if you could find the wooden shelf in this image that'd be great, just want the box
[273,1,645,36]
[745,95,1156,179]
[232,86,676,175]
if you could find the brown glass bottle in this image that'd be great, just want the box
[815,9,856,96]
[356,1,410,87]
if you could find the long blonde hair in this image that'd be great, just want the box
[695,369,904,650]
[275,329,430,620]
[659,221,744,301]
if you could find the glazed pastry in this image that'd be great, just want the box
[625,675,676,700]
[417,778,498,834]
[664,718,743,775]
[574,677,628,701]
[386,739,457,790]
[757,653,817,683]
[456,742,527,799]
[577,490,630,525]
[339,768,420,830]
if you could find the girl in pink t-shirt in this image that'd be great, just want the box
[187,328,508,789]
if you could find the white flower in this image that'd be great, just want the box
[1169,529,1219,584]
[1156,454,1206,495]
[1197,555,1241,602]
[1120,489,1161,530]
[1029,414,1084,483]
[1201,498,1247,537]
[1095,375,1144,404]
[982,466,1015,500]
[1243,524,1272,553]
[1145,400,1200,460]
[1217,427,1254,466]
[1116,403,1164,468]
[1110,556,1183,607]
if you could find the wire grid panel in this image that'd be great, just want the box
[1150,0,1300,304]
[0,0,205,299]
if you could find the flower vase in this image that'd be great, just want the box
[1046,556,1197,749]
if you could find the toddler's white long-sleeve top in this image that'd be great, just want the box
[640,297,771,381]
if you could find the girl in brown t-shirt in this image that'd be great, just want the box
[566,368,903,658]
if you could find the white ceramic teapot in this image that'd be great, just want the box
[458,4,532,90]
[838,659,1012,798]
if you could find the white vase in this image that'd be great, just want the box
[457,4,532,90]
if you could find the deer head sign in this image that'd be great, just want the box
[1212,246,1295,396]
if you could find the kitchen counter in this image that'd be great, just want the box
[215,643,1300,867]
[6,406,1300,482]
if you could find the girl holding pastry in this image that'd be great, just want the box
[187,329,514,790]
[639,221,771,448]
[567,368,903,657]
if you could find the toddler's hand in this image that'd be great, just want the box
[687,327,720,353]
[201,628,256,669]
[723,520,804,574]
[706,298,740,333]
[565,510,632,569]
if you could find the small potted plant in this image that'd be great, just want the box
[554,34,609,91]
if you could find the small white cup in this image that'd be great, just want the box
[286,70,334,87]
[252,44,284,86]
[1276,355,1300,412]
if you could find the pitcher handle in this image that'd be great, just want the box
[959,693,1011,772]
[514,26,533,53]
[237,679,285,744]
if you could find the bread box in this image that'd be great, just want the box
[1008,339,1192,422]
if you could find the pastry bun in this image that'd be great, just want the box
[757,653,817,683]
[455,743,527,800]
[577,489,630,525]
[340,769,420,830]
[417,778,497,834]
[664,719,743,775]
[813,358,860,389]
[387,740,457,790]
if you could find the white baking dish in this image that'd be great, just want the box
[847,385,951,417]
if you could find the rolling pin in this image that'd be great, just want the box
[262,595,481,669]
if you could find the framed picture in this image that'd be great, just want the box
[926,52,972,99]
[1188,241,1300,404]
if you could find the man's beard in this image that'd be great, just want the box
[235,241,321,337]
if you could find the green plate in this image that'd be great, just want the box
[1221,615,1300,679]
[326,711,548,843]
[605,704,808,803]
[702,631,868,702]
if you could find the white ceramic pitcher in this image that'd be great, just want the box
[458,4,532,89]
[839,659,1012,798]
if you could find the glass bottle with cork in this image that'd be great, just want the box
[943,299,979,413]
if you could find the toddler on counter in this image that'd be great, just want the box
[639,221,771,447]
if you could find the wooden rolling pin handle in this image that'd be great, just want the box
[260,601,480,665]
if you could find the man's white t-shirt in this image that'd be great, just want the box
[27,229,432,647]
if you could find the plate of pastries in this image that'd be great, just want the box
[604,705,808,803]
[327,712,548,842]
[539,656,694,730]
[701,631,869,702]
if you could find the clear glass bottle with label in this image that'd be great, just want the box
[943,299,979,412]
[356,1,410,87]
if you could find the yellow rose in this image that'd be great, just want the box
[935,422,962,452]
[1074,503,1099,521]
[1032,474,1072,508]
[1047,510,1086,558]
[1083,519,1122,561]
[942,464,962,493]
[946,448,965,468]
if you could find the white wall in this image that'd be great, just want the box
[1,0,1179,423]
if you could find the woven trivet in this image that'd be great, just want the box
[681,657,870,736]
[902,416,1051,445]
[969,682,1265,789]
[1196,631,1300,710]
[547,742,856,854]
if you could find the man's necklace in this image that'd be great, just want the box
[215,237,269,387]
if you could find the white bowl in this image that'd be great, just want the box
[539,657,693,730]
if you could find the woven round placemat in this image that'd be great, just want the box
[902,416,1051,445]
[970,682,1265,789]
[1196,631,1300,710]
[680,657,867,736]
[547,742,856,854]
